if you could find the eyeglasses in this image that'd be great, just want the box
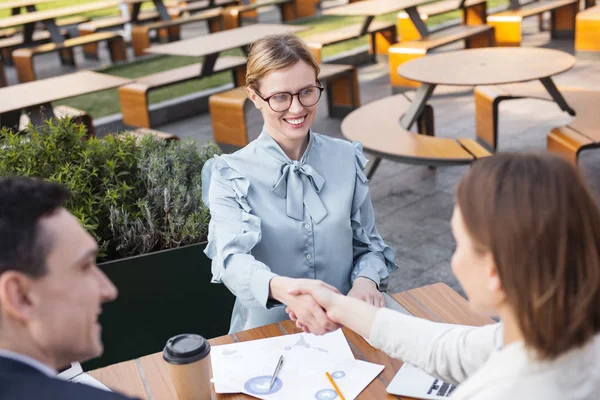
[254,84,324,112]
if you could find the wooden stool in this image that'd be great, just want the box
[575,5,600,58]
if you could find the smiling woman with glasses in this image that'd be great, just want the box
[201,33,396,335]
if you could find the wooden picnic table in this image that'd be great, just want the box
[0,0,170,45]
[145,23,307,78]
[88,283,494,399]
[0,0,55,15]
[0,70,130,129]
[322,0,448,40]
[396,47,576,132]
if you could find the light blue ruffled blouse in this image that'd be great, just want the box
[201,128,396,333]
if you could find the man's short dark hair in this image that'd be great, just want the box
[0,177,70,278]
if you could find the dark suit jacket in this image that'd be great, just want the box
[0,356,138,400]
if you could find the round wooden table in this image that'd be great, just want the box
[396,48,576,131]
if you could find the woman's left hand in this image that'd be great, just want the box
[347,277,385,308]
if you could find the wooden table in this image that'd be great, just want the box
[0,70,130,129]
[397,47,576,130]
[0,0,167,45]
[88,283,495,399]
[323,0,444,41]
[0,0,55,15]
[146,23,307,78]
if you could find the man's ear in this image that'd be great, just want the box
[246,86,262,110]
[0,272,35,324]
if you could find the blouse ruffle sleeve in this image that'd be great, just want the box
[201,155,279,309]
[350,142,397,291]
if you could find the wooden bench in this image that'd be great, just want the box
[341,92,491,175]
[0,15,89,41]
[0,60,6,88]
[126,127,180,141]
[0,30,55,63]
[0,22,79,64]
[303,20,397,64]
[389,24,494,89]
[130,7,223,57]
[294,0,320,18]
[474,83,600,162]
[487,0,579,46]
[78,11,162,60]
[19,105,95,137]
[221,0,296,30]
[175,0,239,13]
[12,32,127,82]
[39,15,90,32]
[575,4,600,58]
[208,63,361,147]
[397,0,487,41]
[0,28,19,40]
[18,110,182,144]
[119,55,247,128]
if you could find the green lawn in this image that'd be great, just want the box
[50,0,507,118]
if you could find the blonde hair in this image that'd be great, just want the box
[246,33,320,91]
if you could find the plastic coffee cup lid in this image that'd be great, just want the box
[163,334,211,365]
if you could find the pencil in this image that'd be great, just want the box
[325,372,346,400]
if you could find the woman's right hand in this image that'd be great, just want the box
[270,277,341,335]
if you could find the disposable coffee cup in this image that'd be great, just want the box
[163,333,211,400]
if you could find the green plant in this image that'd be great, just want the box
[0,119,141,258]
[108,137,220,258]
[0,118,221,261]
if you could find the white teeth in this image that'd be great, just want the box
[286,116,305,125]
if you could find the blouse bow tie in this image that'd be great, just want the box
[272,161,327,224]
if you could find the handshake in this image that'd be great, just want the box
[269,276,385,336]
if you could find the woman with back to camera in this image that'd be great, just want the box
[289,153,600,399]
[201,33,396,334]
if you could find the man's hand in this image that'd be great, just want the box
[347,277,385,308]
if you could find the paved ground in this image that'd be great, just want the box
[4,5,600,297]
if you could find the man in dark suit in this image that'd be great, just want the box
[0,177,138,400]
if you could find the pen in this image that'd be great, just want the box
[326,371,345,400]
[269,355,284,390]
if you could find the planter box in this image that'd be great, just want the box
[83,242,234,370]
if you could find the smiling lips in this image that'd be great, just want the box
[284,115,306,127]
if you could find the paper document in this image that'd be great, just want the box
[387,363,457,399]
[211,329,384,399]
